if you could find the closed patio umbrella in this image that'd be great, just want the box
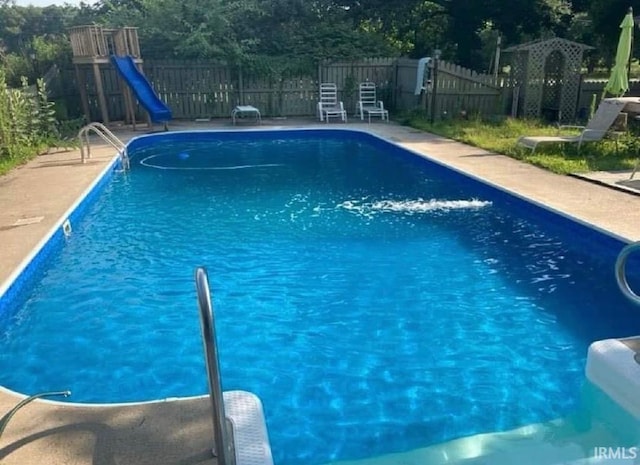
[604,7,635,97]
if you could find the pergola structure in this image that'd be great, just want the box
[504,38,593,123]
[69,25,142,125]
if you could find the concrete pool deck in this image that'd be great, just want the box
[1,118,639,465]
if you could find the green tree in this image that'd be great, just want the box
[0,2,77,85]
[588,0,637,68]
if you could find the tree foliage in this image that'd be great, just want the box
[0,0,638,79]
[588,0,636,68]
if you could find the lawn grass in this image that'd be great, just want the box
[402,112,640,175]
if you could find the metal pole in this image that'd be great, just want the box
[494,35,502,84]
[195,267,233,465]
[628,7,634,79]
[430,49,441,124]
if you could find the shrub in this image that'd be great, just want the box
[0,69,76,174]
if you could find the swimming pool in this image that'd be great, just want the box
[1,129,639,465]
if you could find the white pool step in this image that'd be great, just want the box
[586,338,640,420]
[224,390,274,465]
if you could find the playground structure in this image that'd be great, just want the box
[69,25,171,129]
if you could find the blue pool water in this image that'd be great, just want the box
[1,129,640,465]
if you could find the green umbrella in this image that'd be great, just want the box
[604,8,635,97]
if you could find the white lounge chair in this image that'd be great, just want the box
[356,82,389,123]
[516,98,628,153]
[317,83,347,123]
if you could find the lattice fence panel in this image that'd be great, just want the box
[558,42,586,123]
[506,38,591,122]
[524,45,546,119]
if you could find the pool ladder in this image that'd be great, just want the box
[78,122,129,169]
[195,267,236,465]
[615,242,640,307]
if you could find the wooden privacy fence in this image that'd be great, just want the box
[146,58,398,119]
[146,60,237,119]
[430,61,503,118]
[55,57,628,123]
[577,79,640,120]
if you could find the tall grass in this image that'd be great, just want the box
[403,112,638,175]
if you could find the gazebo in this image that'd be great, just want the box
[504,38,593,123]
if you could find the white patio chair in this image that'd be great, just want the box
[356,82,389,123]
[317,83,347,123]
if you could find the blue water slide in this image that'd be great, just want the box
[110,55,172,123]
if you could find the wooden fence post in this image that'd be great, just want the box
[393,59,399,110]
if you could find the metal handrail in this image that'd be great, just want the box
[195,267,234,465]
[77,122,129,168]
[615,242,640,307]
[0,390,71,442]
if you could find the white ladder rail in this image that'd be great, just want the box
[78,122,129,168]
